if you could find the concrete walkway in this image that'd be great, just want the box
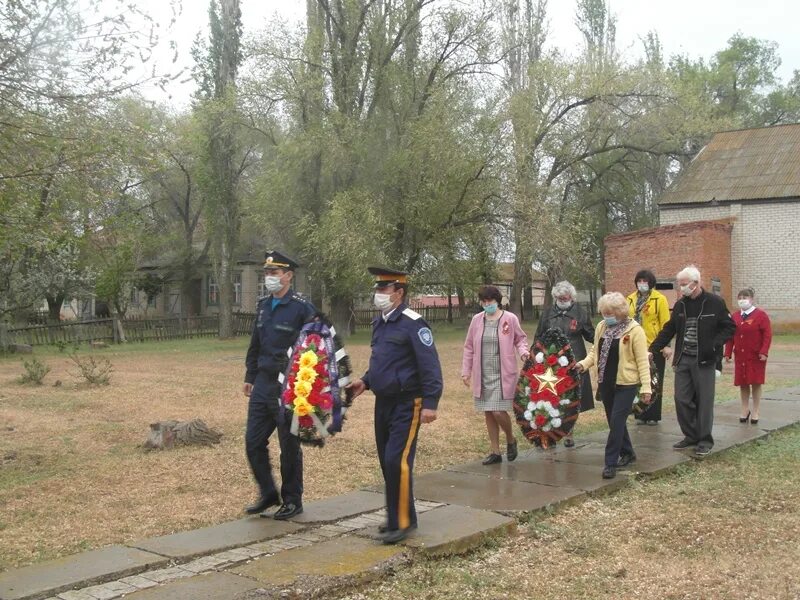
[3,387,800,600]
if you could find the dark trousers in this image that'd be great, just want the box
[635,351,665,422]
[245,372,303,504]
[375,396,423,531]
[602,385,637,468]
[674,354,716,448]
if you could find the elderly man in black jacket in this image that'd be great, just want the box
[650,265,736,457]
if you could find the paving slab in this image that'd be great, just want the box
[762,385,800,401]
[0,546,168,600]
[410,469,586,513]
[121,572,260,600]
[705,423,770,453]
[579,428,685,451]
[289,490,385,524]
[714,399,800,426]
[551,442,691,476]
[356,504,516,556]
[446,454,624,493]
[233,535,407,587]
[129,517,303,560]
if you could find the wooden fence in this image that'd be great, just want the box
[2,313,257,348]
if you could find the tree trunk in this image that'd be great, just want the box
[329,295,353,338]
[45,293,64,322]
[217,243,234,338]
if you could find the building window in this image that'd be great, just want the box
[233,272,242,306]
[129,287,139,306]
[207,273,242,305]
[147,293,157,308]
[257,280,267,298]
[208,275,219,306]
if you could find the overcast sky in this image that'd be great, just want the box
[135,0,800,106]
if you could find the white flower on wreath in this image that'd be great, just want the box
[527,401,535,411]
[560,398,571,405]
[529,420,538,430]
[524,386,530,395]
[551,417,562,428]
[542,424,552,432]
[558,356,569,367]
[548,406,559,417]
[535,352,544,364]
[524,410,533,421]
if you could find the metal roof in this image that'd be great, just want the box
[659,123,800,205]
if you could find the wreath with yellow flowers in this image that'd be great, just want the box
[280,315,353,446]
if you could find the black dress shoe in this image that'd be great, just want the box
[378,522,417,534]
[273,502,303,520]
[750,416,759,425]
[617,453,637,468]
[602,466,616,479]
[482,453,502,465]
[672,438,695,450]
[382,526,416,544]
[506,440,518,462]
[740,411,750,423]
[245,493,280,515]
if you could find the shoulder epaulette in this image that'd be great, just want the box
[402,308,422,320]
[291,292,311,304]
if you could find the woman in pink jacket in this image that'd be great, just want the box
[462,286,530,465]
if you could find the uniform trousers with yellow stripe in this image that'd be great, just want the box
[374,395,423,531]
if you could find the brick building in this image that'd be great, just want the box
[605,123,800,327]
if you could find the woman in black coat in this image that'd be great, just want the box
[534,281,595,446]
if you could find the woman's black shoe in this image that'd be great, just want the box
[482,453,502,465]
[739,411,750,423]
[750,417,759,425]
[506,440,518,462]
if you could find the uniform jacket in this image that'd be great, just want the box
[534,303,594,360]
[362,303,443,410]
[626,289,671,345]
[461,310,529,400]
[245,289,316,384]
[579,319,652,395]
[649,289,736,367]
[724,307,772,386]
[724,308,772,359]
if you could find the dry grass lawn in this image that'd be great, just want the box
[1,328,798,573]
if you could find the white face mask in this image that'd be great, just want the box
[679,283,695,297]
[264,275,283,293]
[637,283,649,293]
[555,300,572,310]
[374,292,394,311]
[738,299,752,311]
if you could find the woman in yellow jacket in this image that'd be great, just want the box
[576,292,652,479]
[626,270,670,425]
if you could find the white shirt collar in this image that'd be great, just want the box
[742,306,756,316]
[383,307,398,322]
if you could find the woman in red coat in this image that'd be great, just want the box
[724,288,772,424]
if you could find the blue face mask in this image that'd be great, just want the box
[604,316,618,326]
[483,303,498,315]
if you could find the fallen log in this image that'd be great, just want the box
[143,419,222,450]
